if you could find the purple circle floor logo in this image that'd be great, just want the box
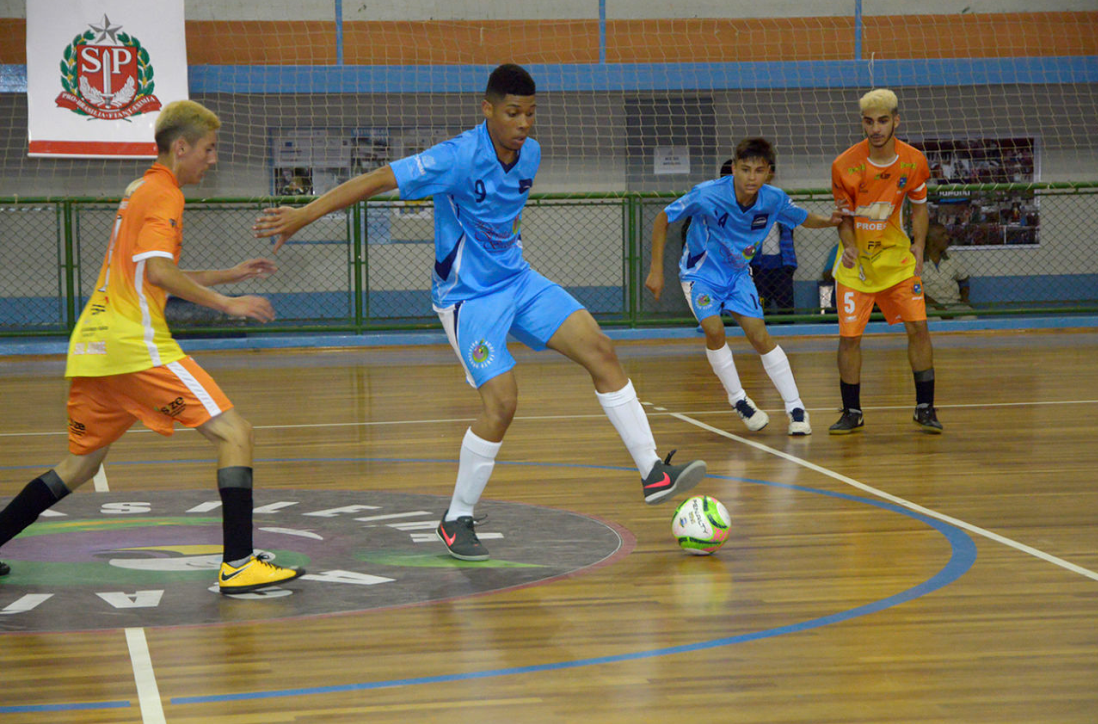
[0,490,626,633]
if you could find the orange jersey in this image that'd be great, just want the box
[831,139,930,293]
[66,163,187,377]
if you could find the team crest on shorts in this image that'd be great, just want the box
[913,282,923,294]
[695,293,713,309]
[469,339,495,368]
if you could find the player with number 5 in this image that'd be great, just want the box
[829,88,942,435]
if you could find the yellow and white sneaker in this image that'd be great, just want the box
[219,553,304,594]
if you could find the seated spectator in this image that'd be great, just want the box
[922,223,975,319]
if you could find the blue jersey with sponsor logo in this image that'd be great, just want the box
[664,177,809,288]
[390,122,538,306]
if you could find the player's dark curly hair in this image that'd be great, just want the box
[733,137,776,168]
[486,64,536,101]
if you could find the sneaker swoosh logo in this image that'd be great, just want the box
[220,567,246,582]
[644,473,671,490]
[440,527,457,546]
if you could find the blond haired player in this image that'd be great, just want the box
[0,101,303,593]
[829,89,943,434]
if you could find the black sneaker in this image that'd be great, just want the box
[437,510,490,561]
[641,450,708,505]
[914,404,944,434]
[828,408,864,435]
[0,561,9,577]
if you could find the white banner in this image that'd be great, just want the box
[26,0,188,158]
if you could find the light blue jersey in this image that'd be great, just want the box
[391,122,539,307]
[665,177,809,289]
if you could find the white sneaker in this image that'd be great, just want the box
[787,408,812,436]
[732,396,769,431]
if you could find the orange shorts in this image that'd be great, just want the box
[66,356,233,454]
[836,277,927,337]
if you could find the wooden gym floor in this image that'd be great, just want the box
[1,328,1096,723]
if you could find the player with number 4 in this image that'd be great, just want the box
[829,88,942,435]
[646,137,842,436]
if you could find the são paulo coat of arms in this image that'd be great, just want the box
[54,15,161,121]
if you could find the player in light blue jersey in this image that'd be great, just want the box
[254,64,706,561]
[646,138,842,436]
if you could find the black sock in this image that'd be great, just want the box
[914,368,935,407]
[0,472,70,548]
[218,467,253,564]
[840,381,861,412]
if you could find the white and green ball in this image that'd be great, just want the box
[671,495,731,555]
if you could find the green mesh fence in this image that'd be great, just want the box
[2,183,1096,337]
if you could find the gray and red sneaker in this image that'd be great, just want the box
[437,510,490,561]
[641,450,707,505]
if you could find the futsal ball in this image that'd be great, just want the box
[671,495,731,555]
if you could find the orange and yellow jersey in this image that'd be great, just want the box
[831,139,930,293]
[66,163,187,377]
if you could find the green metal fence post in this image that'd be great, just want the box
[351,200,364,332]
[62,200,77,331]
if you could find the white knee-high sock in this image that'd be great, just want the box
[760,345,804,412]
[706,344,746,404]
[596,380,661,478]
[446,428,502,520]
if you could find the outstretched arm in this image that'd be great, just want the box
[183,258,277,287]
[645,211,670,301]
[801,209,844,229]
[254,165,400,252]
[146,256,275,323]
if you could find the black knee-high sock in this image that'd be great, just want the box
[0,471,70,548]
[218,466,253,564]
[840,380,861,412]
[914,368,935,407]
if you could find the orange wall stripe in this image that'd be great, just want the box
[0,14,1094,66]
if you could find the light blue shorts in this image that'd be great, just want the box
[435,269,585,388]
[681,273,764,322]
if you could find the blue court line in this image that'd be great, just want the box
[166,470,977,705]
[0,459,976,710]
[0,701,130,714]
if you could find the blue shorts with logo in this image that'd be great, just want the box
[680,271,764,322]
[435,269,585,388]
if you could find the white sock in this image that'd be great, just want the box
[706,344,746,404]
[445,428,501,520]
[760,345,804,413]
[596,380,660,478]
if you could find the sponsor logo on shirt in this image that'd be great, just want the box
[742,244,757,259]
[72,341,106,355]
[518,178,533,193]
[68,418,87,437]
[751,214,768,230]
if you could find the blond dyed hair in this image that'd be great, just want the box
[154,100,221,153]
[859,88,899,116]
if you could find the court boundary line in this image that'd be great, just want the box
[670,412,1098,583]
[125,627,166,724]
[1,397,1095,439]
